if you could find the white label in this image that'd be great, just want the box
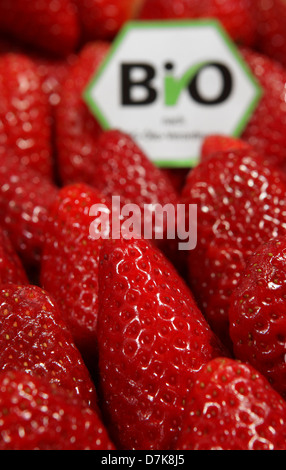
[84,20,262,168]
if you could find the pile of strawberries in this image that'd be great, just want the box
[1,0,286,451]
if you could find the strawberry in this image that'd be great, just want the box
[0,226,28,286]
[97,236,226,450]
[31,52,77,111]
[201,134,253,162]
[58,112,182,261]
[86,129,180,207]
[79,129,182,261]
[139,0,256,46]
[176,357,286,450]
[182,148,286,350]
[55,41,110,185]
[240,47,286,171]
[0,370,115,450]
[0,159,58,269]
[31,51,78,181]
[0,53,53,180]
[0,284,98,410]
[139,0,200,19]
[229,237,286,399]
[254,0,286,68]
[0,36,77,111]
[76,0,143,41]
[200,0,256,46]
[40,183,111,369]
[0,0,80,57]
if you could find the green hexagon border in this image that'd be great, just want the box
[83,19,263,168]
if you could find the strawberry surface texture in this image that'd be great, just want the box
[40,183,111,369]
[176,358,286,450]
[229,237,286,399]
[182,147,286,350]
[0,371,114,450]
[0,0,286,452]
[0,284,98,410]
[97,237,226,450]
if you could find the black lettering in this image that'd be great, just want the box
[188,62,233,105]
[121,63,157,106]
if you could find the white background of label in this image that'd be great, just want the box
[88,23,260,167]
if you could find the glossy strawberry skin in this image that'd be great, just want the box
[182,149,286,350]
[56,42,110,185]
[87,130,180,207]
[0,371,115,450]
[241,48,286,171]
[0,227,28,286]
[97,237,226,450]
[197,48,286,173]
[176,358,286,450]
[76,0,143,41]
[0,53,53,179]
[40,183,111,368]
[204,0,256,46]
[0,159,58,269]
[82,129,182,263]
[0,36,77,112]
[201,135,253,162]
[0,284,98,410]
[139,0,256,46]
[31,52,77,112]
[0,0,80,57]
[229,237,286,399]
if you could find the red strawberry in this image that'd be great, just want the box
[176,358,286,450]
[0,159,58,269]
[254,0,286,68]
[0,35,77,111]
[0,0,80,57]
[0,53,53,179]
[241,47,286,171]
[56,41,110,185]
[182,148,286,350]
[31,52,77,111]
[200,0,256,46]
[139,0,256,46]
[40,183,111,369]
[0,284,98,410]
[76,0,143,41]
[97,236,226,450]
[0,226,28,286]
[139,0,200,19]
[0,371,115,450]
[201,134,253,162]
[87,130,180,207]
[31,51,78,180]
[79,129,181,259]
[229,237,286,399]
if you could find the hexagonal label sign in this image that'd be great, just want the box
[84,20,262,168]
